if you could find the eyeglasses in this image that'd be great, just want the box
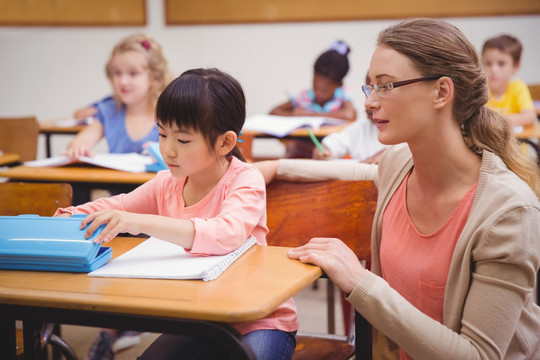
[361,75,445,97]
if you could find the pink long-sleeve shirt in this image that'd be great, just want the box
[55,156,298,335]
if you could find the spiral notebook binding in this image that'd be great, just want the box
[202,236,257,281]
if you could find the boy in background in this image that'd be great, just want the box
[482,34,536,128]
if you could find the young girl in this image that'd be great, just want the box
[55,68,298,360]
[66,33,173,159]
[270,40,357,158]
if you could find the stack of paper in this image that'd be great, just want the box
[88,236,257,281]
[24,153,154,173]
[242,114,347,138]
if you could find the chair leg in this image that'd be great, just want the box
[327,280,335,334]
[48,335,79,360]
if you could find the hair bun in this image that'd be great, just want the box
[330,40,350,56]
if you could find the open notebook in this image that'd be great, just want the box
[88,236,257,281]
[24,153,154,173]
[242,114,347,138]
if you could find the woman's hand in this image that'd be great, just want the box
[288,237,366,294]
[81,210,142,243]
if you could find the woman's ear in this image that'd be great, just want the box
[433,76,454,110]
[216,130,237,156]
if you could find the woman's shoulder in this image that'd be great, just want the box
[479,151,539,207]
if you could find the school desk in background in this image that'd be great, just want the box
[39,117,92,158]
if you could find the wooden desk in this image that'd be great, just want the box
[0,237,322,359]
[241,124,348,161]
[516,123,540,140]
[0,165,155,194]
[0,153,20,167]
[39,119,87,158]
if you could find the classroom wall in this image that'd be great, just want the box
[1,1,539,158]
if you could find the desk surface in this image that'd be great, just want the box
[0,237,322,323]
[242,124,347,139]
[0,153,20,166]
[516,123,540,139]
[0,165,155,185]
[39,119,87,134]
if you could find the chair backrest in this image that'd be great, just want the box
[528,84,540,101]
[0,116,39,162]
[266,179,378,261]
[0,182,73,216]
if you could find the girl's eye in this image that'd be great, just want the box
[158,133,166,138]
[178,139,190,144]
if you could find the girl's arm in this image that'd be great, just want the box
[270,100,295,116]
[320,100,357,122]
[64,120,104,159]
[253,158,379,185]
[507,108,537,127]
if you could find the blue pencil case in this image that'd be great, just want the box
[0,215,112,272]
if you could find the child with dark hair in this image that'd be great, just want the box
[56,68,298,360]
[270,40,357,158]
[482,34,536,128]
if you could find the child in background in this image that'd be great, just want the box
[66,33,173,159]
[270,40,357,158]
[482,34,536,128]
[56,68,298,360]
[313,74,387,163]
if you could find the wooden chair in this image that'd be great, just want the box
[0,182,78,360]
[266,179,378,360]
[528,84,540,100]
[0,116,39,162]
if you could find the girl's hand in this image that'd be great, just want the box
[292,108,315,117]
[288,237,366,294]
[73,106,98,120]
[81,210,142,243]
[312,146,332,160]
[64,142,94,160]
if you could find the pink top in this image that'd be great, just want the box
[55,156,298,334]
[380,172,477,360]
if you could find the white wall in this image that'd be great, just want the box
[1,1,539,158]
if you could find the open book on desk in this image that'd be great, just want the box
[24,153,154,173]
[88,236,257,281]
[242,114,348,138]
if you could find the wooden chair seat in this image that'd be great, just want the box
[266,179,378,360]
[294,334,354,360]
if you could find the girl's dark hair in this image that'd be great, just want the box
[314,40,351,84]
[156,68,246,162]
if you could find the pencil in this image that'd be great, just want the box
[305,127,326,157]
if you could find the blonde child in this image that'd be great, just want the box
[482,34,536,128]
[270,40,357,158]
[56,68,298,360]
[66,33,173,159]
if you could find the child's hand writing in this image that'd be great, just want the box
[81,209,142,243]
[292,108,315,117]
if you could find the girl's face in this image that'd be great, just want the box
[157,122,217,180]
[110,51,153,107]
[365,45,437,146]
[482,48,518,93]
[313,73,340,106]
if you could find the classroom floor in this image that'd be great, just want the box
[56,278,345,359]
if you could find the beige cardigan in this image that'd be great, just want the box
[278,145,540,359]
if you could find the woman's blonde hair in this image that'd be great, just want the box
[377,18,539,196]
[105,33,174,108]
